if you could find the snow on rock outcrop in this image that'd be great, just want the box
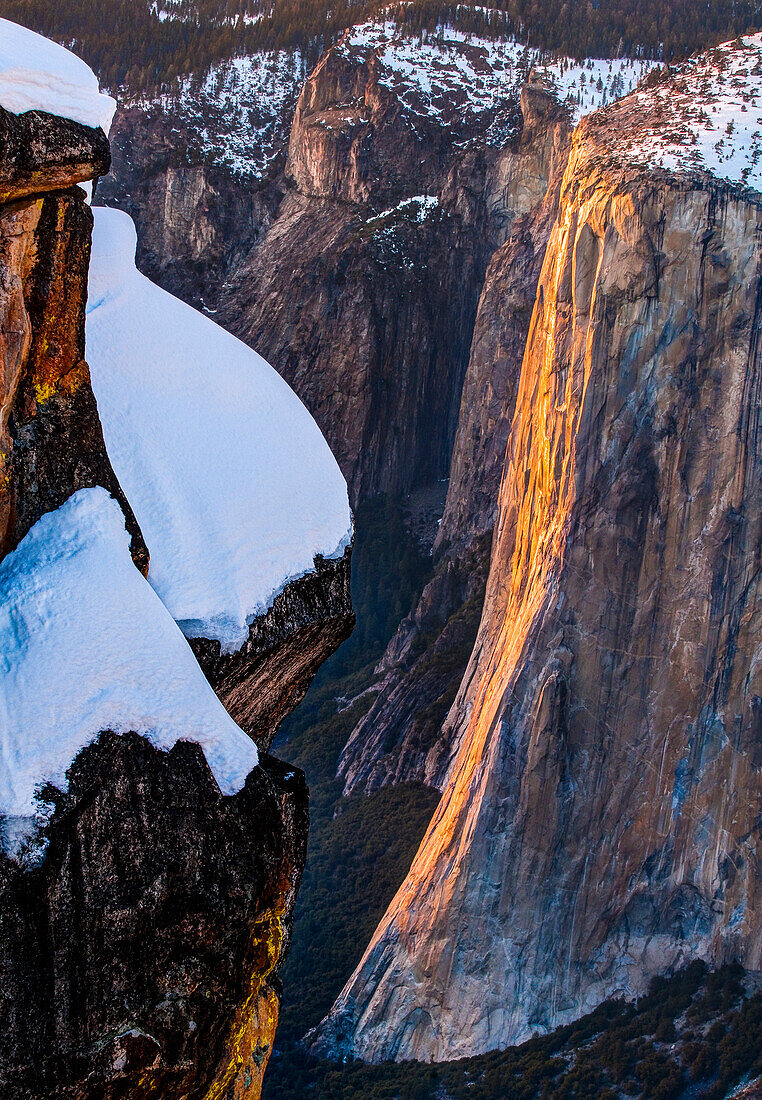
[130,50,306,179]
[336,20,654,139]
[0,17,115,131]
[594,33,762,190]
[86,206,352,654]
[0,487,258,827]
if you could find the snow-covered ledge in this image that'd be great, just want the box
[86,208,354,741]
[86,207,352,653]
[0,488,258,853]
[0,17,115,132]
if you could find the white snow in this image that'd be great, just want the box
[0,487,259,826]
[608,34,762,190]
[0,17,115,132]
[131,50,305,179]
[368,194,440,224]
[86,207,352,654]
[337,21,655,139]
[365,195,443,269]
[534,55,653,120]
[125,23,654,178]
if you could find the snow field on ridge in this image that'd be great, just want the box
[608,33,762,190]
[339,20,655,131]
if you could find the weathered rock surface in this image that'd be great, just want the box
[287,34,481,205]
[0,733,308,1100]
[336,83,571,795]
[192,548,354,750]
[0,106,110,203]
[438,111,568,555]
[0,105,144,568]
[314,95,762,1062]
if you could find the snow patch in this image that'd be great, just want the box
[131,50,305,178]
[0,487,259,830]
[368,194,440,224]
[607,33,762,190]
[86,207,352,653]
[534,55,653,120]
[0,17,115,131]
[338,20,655,138]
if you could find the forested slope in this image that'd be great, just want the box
[1,0,761,89]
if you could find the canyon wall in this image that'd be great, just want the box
[337,82,571,795]
[313,93,762,1061]
[100,104,284,311]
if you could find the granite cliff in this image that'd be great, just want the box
[337,78,572,796]
[91,16,762,1075]
[313,36,762,1062]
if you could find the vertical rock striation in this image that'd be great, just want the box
[313,87,762,1062]
[336,81,572,796]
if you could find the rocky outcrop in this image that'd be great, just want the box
[0,733,307,1100]
[287,36,482,205]
[0,77,351,1100]
[0,105,145,568]
[192,548,354,749]
[314,75,762,1062]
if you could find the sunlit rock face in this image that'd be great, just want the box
[335,83,572,798]
[313,60,762,1063]
[0,105,145,568]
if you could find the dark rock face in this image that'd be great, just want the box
[218,191,486,505]
[192,548,355,750]
[338,535,491,795]
[98,106,284,311]
[0,733,308,1100]
[0,106,110,203]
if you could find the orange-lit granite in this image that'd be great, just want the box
[314,89,762,1063]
